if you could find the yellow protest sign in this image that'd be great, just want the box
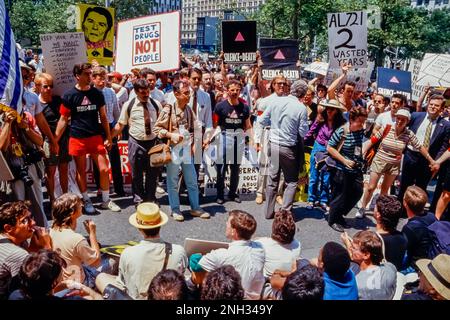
[76,4,115,66]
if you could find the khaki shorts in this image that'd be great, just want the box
[370,156,400,176]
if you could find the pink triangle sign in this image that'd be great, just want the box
[235,32,245,42]
[389,76,400,84]
[274,50,285,60]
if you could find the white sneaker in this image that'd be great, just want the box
[83,199,96,215]
[156,186,165,194]
[101,200,121,212]
[355,207,365,219]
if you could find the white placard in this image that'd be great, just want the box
[416,53,450,87]
[325,67,371,92]
[409,58,425,102]
[304,61,329,76]
[0,152,14,181]
[115,11,180,74]
[366,5,381,29]
[40,32,87,97]
[328,11,368,68]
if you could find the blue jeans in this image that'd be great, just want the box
[166,156,200,213]
[308,141,330,204]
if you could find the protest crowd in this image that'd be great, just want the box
[1,4,450,302]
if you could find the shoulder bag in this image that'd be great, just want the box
[315,123,349,171]
[148,105,173,167]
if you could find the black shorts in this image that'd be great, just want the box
[43,135,72,166]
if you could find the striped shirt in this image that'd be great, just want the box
[0,235,28,299]
[374,126,421,164]
[328,126,365,172]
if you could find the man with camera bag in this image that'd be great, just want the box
[0,110,47,227]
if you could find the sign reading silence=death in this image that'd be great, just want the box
[377,67,412,99]
[328,11,368,69]
[222,20,257,64]
[259,38,300,80]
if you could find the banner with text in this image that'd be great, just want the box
[304,61,329,76]
[416,53,450,88]
[222,20,257,64]
[116,11,180,74]
[328,11,368,68]
[409,58,425,102]
[377,67,412,100]
[76,4,115,66]
[325,66,372,92]
[40,32,87,97]
[259,38,299,80]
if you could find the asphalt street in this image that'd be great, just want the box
[65,189,407,260]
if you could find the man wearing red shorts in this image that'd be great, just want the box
[55,63,120,214]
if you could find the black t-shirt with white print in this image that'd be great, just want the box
[214,99,250,131]
[61,86,105,138]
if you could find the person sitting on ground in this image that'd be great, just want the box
[318,242,358,300]
[95,203,187,300]
[200,265,245,300]
[401,186,437,271]
[197,210,265,300]
[147,269,189,300]
[372,195,408,271]
[401,254,450,300]
[49,193,105,288]
[281,264,324,300]
[8,249,102,300]
[255,210,301,299]
[344,230,397,300]
[0,201,52,299]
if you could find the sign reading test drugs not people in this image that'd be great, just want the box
[328,11,368,68]
[222,21,257,64]
[115,11,180,73]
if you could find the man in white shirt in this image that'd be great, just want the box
[372,93,405,136]
[198,210,265,300]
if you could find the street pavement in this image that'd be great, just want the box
[66,189,407,260]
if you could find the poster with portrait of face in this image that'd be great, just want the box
[76,4,115,66]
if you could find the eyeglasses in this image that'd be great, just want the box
[275,82,287,86]
[179,91,191,96]
[42,85,53,89]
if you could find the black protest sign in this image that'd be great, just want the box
[222,20,257,64]
[259,38,300,80]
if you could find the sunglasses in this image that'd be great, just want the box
[42,85,53,89]
[275,82,287,86]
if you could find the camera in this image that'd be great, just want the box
[24,148,43,164]
[15,165,34,187]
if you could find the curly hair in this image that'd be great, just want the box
[147,269,188,300]
[51,193,82,229]
[19,249,66,298]
[229,210,257,240]
[282,264,324,300]
[0,201,31,232]
[375,195,402,232]
[352,230,383,265]
[201,265,244,300]
[272,210,296,245]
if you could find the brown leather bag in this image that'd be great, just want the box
[149,105,173,167]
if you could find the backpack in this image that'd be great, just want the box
[427,220,450,259]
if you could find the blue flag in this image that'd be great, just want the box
[0,0,23,115]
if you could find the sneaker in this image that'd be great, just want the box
[229,195,241,203]
[318,203,329,212]
[83,199,96,215]
[171,211,185,222]
[156,186,165,194]
[216,198,224,205]
[276,195,283,205]
[190,209,210,219]
[306,202,314,210]
[101,200,121,212]
[355,207,365,219]
[255,195,264,204]
[330,223,345,233]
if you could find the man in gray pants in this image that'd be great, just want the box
[258,80,309,219]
